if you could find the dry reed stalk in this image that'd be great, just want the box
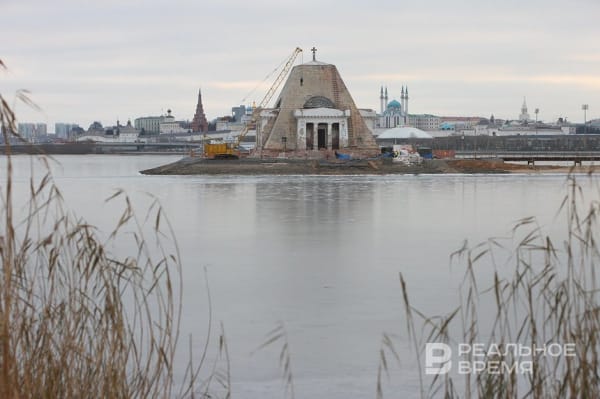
[0,61,218,398]
[399,172,600,398]
[254,321,295,399]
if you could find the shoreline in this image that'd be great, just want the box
[140,157,599,176]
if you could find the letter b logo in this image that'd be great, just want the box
[425,343,452,375]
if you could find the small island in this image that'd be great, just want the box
[140,157,572,176]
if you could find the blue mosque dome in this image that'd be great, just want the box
[387,99,402,109]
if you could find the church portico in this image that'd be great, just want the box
[293,108,349,150]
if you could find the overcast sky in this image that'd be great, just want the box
[2,0,600,129]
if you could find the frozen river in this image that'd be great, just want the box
[3,154,584,397]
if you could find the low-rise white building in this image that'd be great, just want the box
[76,120,140,143]
[159,110,187,134]
[117,120,140,142]
[408,114,441,130]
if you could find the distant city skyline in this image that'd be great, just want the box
[2,0,600,128]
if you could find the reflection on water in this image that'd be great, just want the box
[1,155,585,398]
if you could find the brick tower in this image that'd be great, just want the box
[191,89,209,132]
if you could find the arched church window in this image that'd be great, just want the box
[303,96,335,109]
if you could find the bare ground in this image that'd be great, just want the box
[139,157,592,176]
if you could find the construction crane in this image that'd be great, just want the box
[204,47,302,159]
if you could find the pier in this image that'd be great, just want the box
[455,151,600,166]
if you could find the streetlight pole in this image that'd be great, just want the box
[582,104,589,134]
[535,108,539,135]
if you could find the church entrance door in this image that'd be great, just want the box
[332,123,340,150]
[317,123,327,149]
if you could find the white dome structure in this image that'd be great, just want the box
[377,126,432,139]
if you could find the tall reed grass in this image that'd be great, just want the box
[400,171,600,398]
[0,62,220,398]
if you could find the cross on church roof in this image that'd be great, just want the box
[311,46,317,61]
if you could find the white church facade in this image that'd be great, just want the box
[256,48,377,154]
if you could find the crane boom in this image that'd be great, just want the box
[256,47,302,109]
[233,47,302,148]
[203,47,303,158]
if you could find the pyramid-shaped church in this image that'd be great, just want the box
[256,49,377,155]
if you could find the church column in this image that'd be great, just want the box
[297,120,306,150]
[327,122,332,149]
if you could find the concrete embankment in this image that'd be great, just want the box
[140,157,531,175]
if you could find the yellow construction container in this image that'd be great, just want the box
[204,143,239,159]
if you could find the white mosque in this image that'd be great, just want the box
[378,86,409,128]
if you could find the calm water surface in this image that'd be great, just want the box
[2,155,585,397]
